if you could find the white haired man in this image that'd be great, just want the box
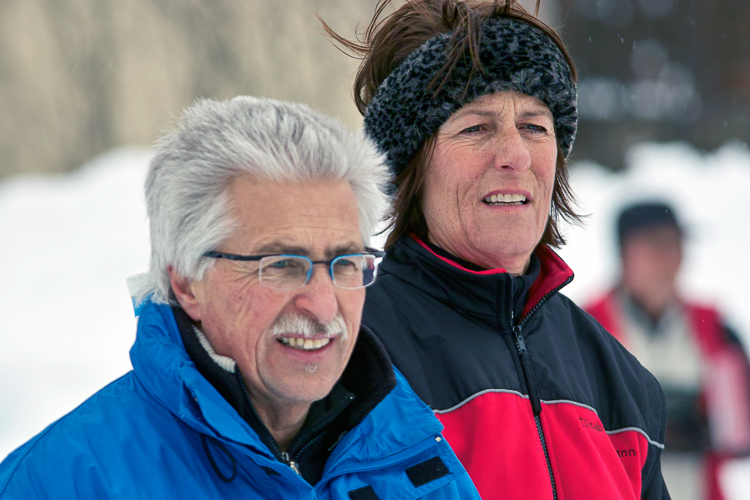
[0,97,480,499]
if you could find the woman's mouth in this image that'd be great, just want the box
[483,193,527,206]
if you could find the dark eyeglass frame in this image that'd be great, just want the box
[202,248,384,289]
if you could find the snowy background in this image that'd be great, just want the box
[1,142,750,496]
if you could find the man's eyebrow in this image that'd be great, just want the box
[253,242,364,258]
[325,243,365,259]
[254,243,310,256]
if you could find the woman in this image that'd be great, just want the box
[324,1,670,499]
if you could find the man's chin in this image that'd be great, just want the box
[273,379,339,406]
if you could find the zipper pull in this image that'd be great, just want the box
[281,452,301,476]
[513,324,527,354]
[512,321,542,415]
[511,312,527,356]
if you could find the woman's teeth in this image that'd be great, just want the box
[484,193,527,205]
[278,337,331,350]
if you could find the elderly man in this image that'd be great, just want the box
[0,97,479,499]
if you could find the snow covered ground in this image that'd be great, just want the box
[1,142,749,496]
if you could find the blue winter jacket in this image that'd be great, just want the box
[0,299,480,499]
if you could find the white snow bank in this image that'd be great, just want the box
[0,147,151,455]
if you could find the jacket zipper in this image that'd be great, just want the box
[285,433,327,476]
[239,374,302,476]
[508,275,567,500]
[512,319,542,415]
[280,452,301,476]
[511,312,557,500]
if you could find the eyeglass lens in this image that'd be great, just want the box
[258,255,377,289]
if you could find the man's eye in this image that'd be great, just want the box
[333,257,362,278]
[334,258,357,268]
[264,258,306,273]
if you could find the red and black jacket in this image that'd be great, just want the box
[363,235,670,500]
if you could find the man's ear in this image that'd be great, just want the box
[168,266,202,322]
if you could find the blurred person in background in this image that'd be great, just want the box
[0,96,481,499]
[324,0,670,498]
[587,201,750,500]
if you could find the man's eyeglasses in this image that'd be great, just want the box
[202,250,384,290]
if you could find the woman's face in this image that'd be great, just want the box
[421,91,558,274]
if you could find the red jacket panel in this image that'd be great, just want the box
[364,236,669,500]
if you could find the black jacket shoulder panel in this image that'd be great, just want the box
[365,237,666,444]
[365,269,522,409]
[530,292,666,438]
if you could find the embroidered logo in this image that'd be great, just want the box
[579,417,604,432]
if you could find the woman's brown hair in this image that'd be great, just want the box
[322,0,582,250]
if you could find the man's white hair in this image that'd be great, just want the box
[137,96,390,304]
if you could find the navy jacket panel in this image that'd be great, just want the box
[363,235,669,500]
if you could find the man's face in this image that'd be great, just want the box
[184,176,365,412]
[621,226,683,312]
[421,91,558,274]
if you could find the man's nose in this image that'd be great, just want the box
[292,264,339,324]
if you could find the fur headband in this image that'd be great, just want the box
[364,17,577,178]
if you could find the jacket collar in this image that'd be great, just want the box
[523,244,575,319]
[381,235,574,323]
[128,299,439,466]
[130,300,257,445]
[171,304,397,484]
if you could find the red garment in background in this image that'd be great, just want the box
[587,291,750,500]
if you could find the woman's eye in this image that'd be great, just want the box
[461,124,485,134]
[523,124,548,133]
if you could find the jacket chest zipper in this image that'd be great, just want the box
[512,319,542,415]
[510,309,558,500]
[260,422,302,477]
[239,374,303,477]
[281,452,302,476]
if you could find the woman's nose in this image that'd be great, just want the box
[492,127,532,172]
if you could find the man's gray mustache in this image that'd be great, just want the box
[271,313,348,341]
